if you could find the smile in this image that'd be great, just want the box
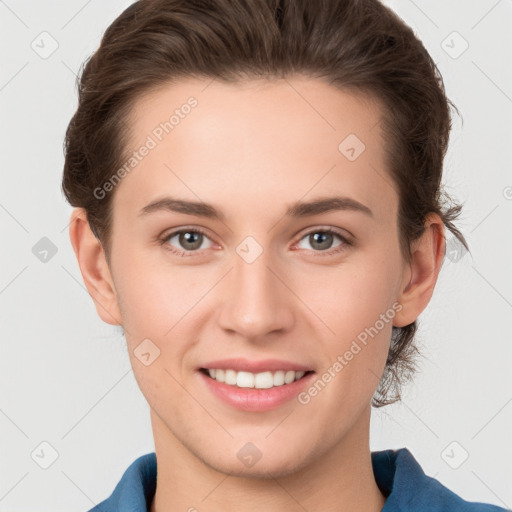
[200,368,312,389]
[198,367,316,412]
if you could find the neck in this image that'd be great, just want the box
[149,407,385,512]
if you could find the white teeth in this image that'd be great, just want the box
[273,370,285,386]
[225,369,237,385]
[236,371,254,388]
[254,371,273,389]
[205,368,309,388]
[284,370,295,384]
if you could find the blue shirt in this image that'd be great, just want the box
[88,448,507,511]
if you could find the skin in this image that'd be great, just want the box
[69,76,445,512]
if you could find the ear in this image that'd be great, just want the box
[393,213,446,328]
[68,208,122,326]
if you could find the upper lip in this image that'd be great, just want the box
[199,358,313,373]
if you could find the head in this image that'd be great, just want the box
[63,0,467,476]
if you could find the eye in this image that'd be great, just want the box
[160,227,214,256]
[160,226,352,257]
[294,228,351,255]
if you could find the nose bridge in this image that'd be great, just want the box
[218,241,294,339]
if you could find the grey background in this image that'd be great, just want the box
[1,0,511,510]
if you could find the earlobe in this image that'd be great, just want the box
[68,208,123,326]
[393,214,446,328]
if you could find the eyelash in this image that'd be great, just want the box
[158,226,352,258]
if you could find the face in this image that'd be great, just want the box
[103,77,409,477]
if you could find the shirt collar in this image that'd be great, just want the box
[93,447,485,512]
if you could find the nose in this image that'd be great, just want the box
[217,246,295,342]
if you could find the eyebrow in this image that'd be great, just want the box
[138,195,373,220]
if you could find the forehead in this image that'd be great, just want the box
[115,76,396,223]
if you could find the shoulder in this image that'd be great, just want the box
[372,448,508,512]
[87,452,157,512]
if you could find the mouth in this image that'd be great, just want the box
[198,366,317,412]
[199,367,315,389]
[196,357,317,411]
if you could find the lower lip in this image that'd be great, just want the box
[198,370,316,412]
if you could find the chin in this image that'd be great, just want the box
[202,451,309,480]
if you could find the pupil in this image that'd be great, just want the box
[311,232,332,250]
[181,231,202,250]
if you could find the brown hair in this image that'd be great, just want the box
[62,0,468,406]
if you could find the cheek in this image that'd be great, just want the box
[111,257,199,409]
[299,288,395,427]
[113,251,190,333]
[111,252,212,391]
[298,253,402,339]
[295,251,401,399]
